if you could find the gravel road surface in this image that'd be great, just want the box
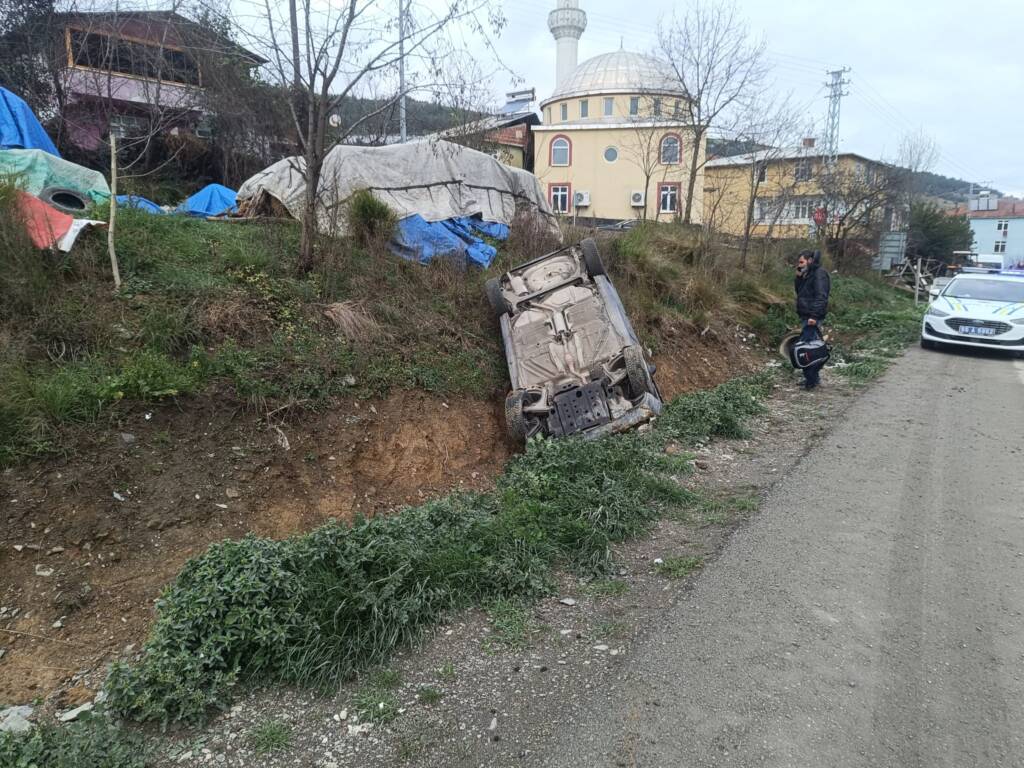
[536,349,1024,767]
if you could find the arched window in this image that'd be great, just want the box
[660,134,681,164]
[550,136,571,167]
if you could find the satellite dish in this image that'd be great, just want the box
[328,114,341,128]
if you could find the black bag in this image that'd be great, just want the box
[790,338,831,369]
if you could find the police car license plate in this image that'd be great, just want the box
[959,325,995,336]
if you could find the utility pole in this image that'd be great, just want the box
[399,0,407,143]
[822,68,850,166]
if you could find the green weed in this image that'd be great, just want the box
[0,713,148,768]
[584,579,630,598]
[248,719,292,754]
[354,670,401,724]
[484,598,533,650]
[416,685,443,705]
[655,556,704,579]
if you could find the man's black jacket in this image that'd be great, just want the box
[794,263,831,321]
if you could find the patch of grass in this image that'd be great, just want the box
[592,620,628,639]
[583,578,630,598]
[658,372,774,444]
[667,489,759,526]
[484,598,533,651]
[0,713,148,768]
[248,719,292,754]
[416,685,443,705]
[346,189,398,250]
[655,556,704,579]
[354,671,401,725]
[437,661,456,681]
[104,375,771,726]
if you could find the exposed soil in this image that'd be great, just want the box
[0,318,757,709]
[138,363,857,768]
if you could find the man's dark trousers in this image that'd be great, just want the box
[799,320,823,388]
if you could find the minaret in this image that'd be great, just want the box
[548,0,587,88]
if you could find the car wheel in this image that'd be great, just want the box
[39,186,88,214]
[505,390,530,442]
[485,277,510,317]
[623,345,655,398]
[920,337,938,351]
[581,238,606,277]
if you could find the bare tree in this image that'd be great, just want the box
[656,0,767,225]
[241,0,503,273]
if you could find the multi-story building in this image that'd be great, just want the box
[950,193,1024,268]
[20,10,263,151]
[704,139,904,239]
[532,1,703,223]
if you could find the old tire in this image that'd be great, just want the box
[623,345,655,398]
[39,186,88,214]
[581,238,606,277]
[486,277,510,317]
[505,390,530,442]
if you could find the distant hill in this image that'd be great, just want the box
[908,170,1000,206]
[330,96,487,142]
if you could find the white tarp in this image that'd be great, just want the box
[236,139,556,233]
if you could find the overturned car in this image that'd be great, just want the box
[486,238,662,442]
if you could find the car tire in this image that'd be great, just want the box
[39,186,88,214]
[485,277,510,317]
[581,238,606,277]
[623,345,655,398]
[505,390,530,442]
[920,337,938,351]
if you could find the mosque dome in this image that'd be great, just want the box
[542,50,683,106]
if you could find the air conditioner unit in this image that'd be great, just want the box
[574,190,591,207]
[630,190,646,207]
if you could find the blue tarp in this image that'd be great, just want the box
[0,87,60,157]
[117,195,163,214]
[390,215,510,268]
[177,183,237,217]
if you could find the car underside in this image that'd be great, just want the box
[486,239,662,441]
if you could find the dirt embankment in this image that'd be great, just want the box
[0,321,756,706]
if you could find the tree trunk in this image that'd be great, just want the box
[108,134,122,290]
[297,153,322,274]
[682,127,704,225]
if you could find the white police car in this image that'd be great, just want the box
[921,271,1024,353]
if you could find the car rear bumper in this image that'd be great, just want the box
[922,321,1024,349]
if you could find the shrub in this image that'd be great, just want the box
[345,189,397,250]
[0,713,148,768]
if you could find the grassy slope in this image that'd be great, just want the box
[0,207,918,466]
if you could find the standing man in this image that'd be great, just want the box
[794,249,831,390]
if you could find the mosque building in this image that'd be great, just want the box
[533,1,703,223]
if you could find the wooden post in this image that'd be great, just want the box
[914,256,922,305]
[108,133,121,290]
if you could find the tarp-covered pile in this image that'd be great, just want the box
[0,148,110,202]
[15,190,103,251]
[0,86,60,156]
[177,183,238,217]
[237,140,555,267]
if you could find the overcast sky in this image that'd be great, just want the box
[483,0,1022,194]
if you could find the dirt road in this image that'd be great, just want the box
[532,349,1024,767]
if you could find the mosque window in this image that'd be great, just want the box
[550,184,570,213]
[629,96,639,116]
[659,183,679,214]
[560,102,568,121]
[653,98,662,117]
[603,97,614,116]
[580,99,589,118]
[603,146,618,163]
[551,136,571,166]
[660,134,681,164]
